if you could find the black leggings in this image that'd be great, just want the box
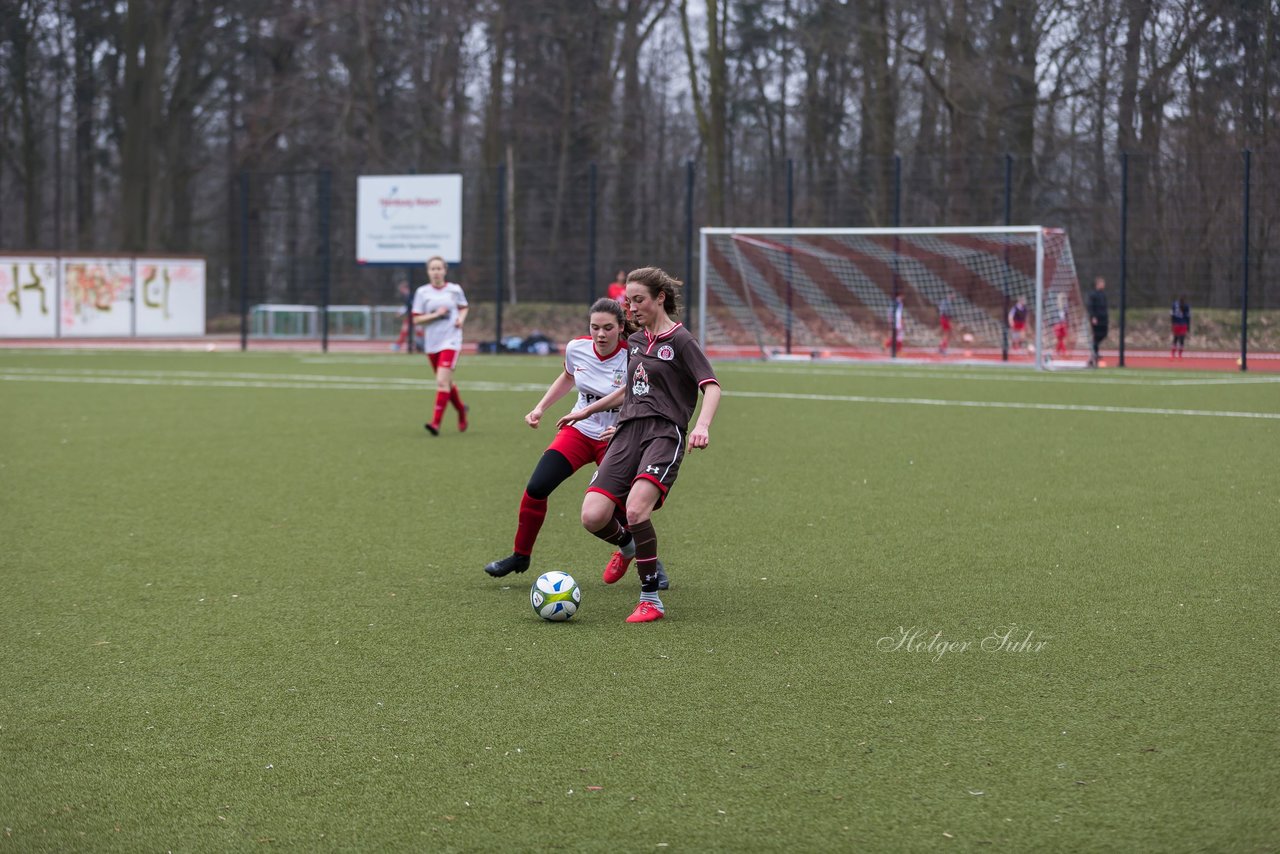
[525,449,577,500]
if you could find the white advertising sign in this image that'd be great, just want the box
[357,174,462,264]
[60,257,135,337]
[0,255,59,337]
[134,257,206,335]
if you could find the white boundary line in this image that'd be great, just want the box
[724,390,1280,420]
[723,363,1280,386]
[3,369,1276,420]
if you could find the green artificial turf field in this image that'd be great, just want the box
[2,350,1278,852]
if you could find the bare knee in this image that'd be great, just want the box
[581,500,614,532]
[625,506,652,527]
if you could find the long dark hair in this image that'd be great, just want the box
[589,297,637,337]
[626,266,682,319]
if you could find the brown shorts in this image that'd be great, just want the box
[587,417,684,509]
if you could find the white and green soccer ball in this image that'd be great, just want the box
[530,571,581,621]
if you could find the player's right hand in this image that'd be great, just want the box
[525,409,542,428]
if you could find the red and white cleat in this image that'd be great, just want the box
[625,601,665,623]
[603,551,632,584]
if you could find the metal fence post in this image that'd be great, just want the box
[1002,154,1012,362]
[319,170,332,354]
[1120,152,1129,368]
[785,158,794,355]
[1241,149,1251,372]
[238,171,249,352]
[685,160,694,334]
[588,162,598,304]
[496,162,505,346]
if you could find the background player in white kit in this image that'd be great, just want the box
[412,256,469,435]
[484,298,667,589]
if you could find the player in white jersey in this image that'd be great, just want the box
[412,256,469,435]
[484,298,667,589]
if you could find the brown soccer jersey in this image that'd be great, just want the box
[619,323,719,428]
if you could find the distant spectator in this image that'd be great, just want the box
[393,281,412,351]
[1008,298,1029,352]
[938,295,952,355]
[884,294,906,353]
[1087,277,1109,368]
[1171,296,1191,359]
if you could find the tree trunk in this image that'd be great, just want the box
[118,0,171,251]
[858,0,895,226]
[5,5,43,247]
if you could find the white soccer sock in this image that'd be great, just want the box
[620,535,636,559]
[639,591,664,611]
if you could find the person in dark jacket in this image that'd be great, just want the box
[1171,296,1191,359]
[1087,277,1109,367]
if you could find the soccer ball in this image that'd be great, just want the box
[530,571,581,621]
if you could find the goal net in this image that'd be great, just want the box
[697,227,1089,369]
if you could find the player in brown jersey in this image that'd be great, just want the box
[558,267,721,623]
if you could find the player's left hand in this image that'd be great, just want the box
[600,426,617,442]
[688,427,709,451]
[556,410,586,430]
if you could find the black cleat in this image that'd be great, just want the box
[424,422,439,436]
[655,559,670,591]
[485,553,531,578]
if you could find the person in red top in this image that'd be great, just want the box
[606,269,627,302]
[559,267,721,623]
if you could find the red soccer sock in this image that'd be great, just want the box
[514,492,548,556]
[430,390,449,428]
[449,384,465,413]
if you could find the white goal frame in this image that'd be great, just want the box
[698,226,1087,370]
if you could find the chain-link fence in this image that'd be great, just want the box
[231,148,1273,361]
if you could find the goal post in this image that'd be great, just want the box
[697,226,1089,369]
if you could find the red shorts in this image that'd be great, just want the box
[1172,324,1189,337]
[427,349,459,370]
[1054,322,1067,340]
[1011,320,1026,333]
[940,316,952,332]
[547,425,609,470]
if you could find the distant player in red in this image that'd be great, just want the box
[412,256,469,435]
[1052,295,1069,358]
[606,269,627,302]
[938,295,953,355]
[1008,298,1028,351]
[484,299,667,589]
[1171,296,1191,358]
[559,267,721,623]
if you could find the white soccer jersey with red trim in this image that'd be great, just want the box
[412,282,468,354]
[563,336,627,440]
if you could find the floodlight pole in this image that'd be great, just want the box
[1119,153,1129,368]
